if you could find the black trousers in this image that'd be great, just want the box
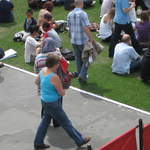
[109,23,143,58]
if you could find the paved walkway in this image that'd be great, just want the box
[0,66,150,150]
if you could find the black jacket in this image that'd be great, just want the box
[141,50,150,81]
[0,0,14,23]
[23,17,37,32]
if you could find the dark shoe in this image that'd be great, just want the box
[0,62,4,68]
[78,77,87,84]
[78,137,91,147]
[34,144,50,149]
[71,72,78,78]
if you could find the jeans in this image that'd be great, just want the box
[72,44,88,80]
[34,99,85,146]
[109,23,142,57]
[130,58,141,73]
[41,98,63,127]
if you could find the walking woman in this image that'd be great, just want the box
[34,54,91,149]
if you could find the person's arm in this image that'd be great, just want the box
[83,26,93,42]
[51,75,65,96]
[23,19,27,31]
[130,47,141,60]
[123,2,136,13]
[81,12,93,42]
[35,73,40,86]
[31,37,41,48]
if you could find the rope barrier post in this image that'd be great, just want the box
[139,119,144,150]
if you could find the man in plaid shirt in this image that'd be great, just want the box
[67,0,93,83]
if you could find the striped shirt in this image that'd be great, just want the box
[67,8,90,45]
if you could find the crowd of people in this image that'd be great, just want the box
[0,0,150,149]
[98,0,150,83]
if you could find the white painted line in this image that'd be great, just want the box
[4,63,150,116]
[4,64,37,77]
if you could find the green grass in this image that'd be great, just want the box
[0,0,150,111]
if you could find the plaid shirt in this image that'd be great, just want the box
[67,8,90,45]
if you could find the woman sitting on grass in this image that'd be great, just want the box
[34,37,60,73]
[135,11,150,48]
[37,1,54,27]
[24,25,41,63]
[98,8,115,42]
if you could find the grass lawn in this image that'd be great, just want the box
[0,0,150,111]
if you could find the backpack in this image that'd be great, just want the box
[55,20,67,33]
[53,0,64,5]
[28,0,41,9]
[13,31,24,42]
[57,57,73,89]
[61,49,75,61]
[83,0,93,8]
[64,0,74,10]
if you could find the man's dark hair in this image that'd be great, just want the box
[42,21,50,30]
[29,25,39,34]
[45,54,60,68]
[44,13,52,21]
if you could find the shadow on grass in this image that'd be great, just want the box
[112,71,140,78]
[79,81,111,96]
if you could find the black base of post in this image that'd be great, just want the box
[139,119,144,150]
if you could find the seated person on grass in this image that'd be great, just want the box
[23,9,37,41]
[42,22,62,48]
[140,42,150,84]
[98,8,115,42]
[24,9,37,33]
[0,0,14,23]
[39,13,57,33]
[34,37,61,73]
[135,11,150,48]
[43,13,64,32]
[37,1,53,26]
[24,25,41,63]
[112,34,141,75]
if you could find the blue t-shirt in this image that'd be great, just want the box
[40,71,60,103]
[114,0,131,24]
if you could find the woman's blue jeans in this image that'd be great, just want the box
[34,99,85,146]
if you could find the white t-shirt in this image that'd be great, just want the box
[128,4,137,23]
[24,36,40,63]
[112,42,140,74]
[99,14,113,40]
